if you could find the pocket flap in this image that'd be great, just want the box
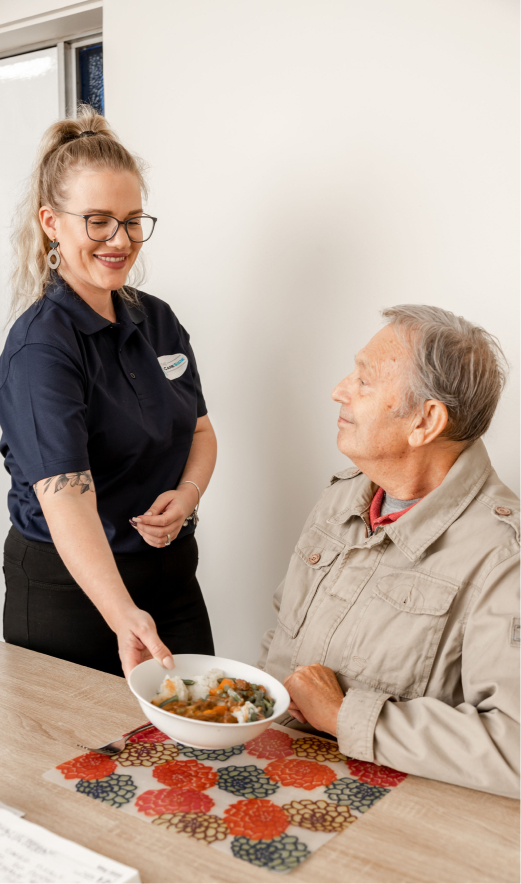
[374,571,459,615]
[296,529,344,569]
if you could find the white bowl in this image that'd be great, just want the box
[128,654,290,749]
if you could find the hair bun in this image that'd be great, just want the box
[78,130,98,138]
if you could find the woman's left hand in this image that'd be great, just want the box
[130,485,198,548]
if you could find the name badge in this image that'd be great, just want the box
[158,353,188,380]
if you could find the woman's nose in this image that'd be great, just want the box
[110,223,131,247]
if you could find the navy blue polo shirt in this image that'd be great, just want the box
[0,275,207,553]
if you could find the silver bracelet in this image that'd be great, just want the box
[179,480,201,527]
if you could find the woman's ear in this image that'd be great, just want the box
[39,206,58,241]
[408,400,449,448]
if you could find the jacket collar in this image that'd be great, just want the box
[329,439,492,561]
[44,273,144,335]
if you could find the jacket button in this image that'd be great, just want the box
[130,372,136,379]
[495,506,511,516]
[308,553,321,565]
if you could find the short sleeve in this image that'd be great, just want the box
[179,324,207,418]
[0,343,90,485]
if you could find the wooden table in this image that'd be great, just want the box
[0,643,518,884]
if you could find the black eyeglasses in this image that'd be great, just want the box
[54,210,157,243]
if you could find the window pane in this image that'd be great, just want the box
[78,43,104,115]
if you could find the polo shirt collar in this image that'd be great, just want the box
[328,438,492,561]
[45,273,145,334]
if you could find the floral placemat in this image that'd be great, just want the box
[44,723,406,874]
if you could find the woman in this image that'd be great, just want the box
[0,106,217,678]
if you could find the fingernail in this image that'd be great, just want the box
[132,518,142,523]
[145,511,153,516]
[129,518,137,525]
[162,655,174,669]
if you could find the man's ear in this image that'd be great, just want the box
[39,206,58,242]
[408,400,448,448]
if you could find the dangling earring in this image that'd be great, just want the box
[47,241,60,269]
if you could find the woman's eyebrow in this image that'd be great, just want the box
[82,208,143,215]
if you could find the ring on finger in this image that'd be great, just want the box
[165,533,171,547]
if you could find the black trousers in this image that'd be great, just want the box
[3,526,214,677]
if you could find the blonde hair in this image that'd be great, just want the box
[9,104,148,321]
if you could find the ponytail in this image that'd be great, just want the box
[9,104,148,321]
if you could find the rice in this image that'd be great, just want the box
[155,674,190,704]
[155,668,226,705]
[187,668,225,702]
[231,701,257,723]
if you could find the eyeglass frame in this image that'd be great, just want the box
[51,209,158,243]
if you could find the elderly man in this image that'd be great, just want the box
[259,305,519,799]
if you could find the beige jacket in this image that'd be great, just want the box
[259,439,520,799]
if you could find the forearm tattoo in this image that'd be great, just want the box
[34,471,95,497]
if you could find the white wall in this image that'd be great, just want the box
[103,0,520,665]
[0,46,60,625]
[7,0,517,665]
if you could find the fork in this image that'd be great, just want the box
[76,722,155,755]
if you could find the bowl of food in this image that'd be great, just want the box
[128,654,290,749]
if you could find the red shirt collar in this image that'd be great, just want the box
[369,486,421,531]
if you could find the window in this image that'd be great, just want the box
[78,42,104,115]
[64,34,104,117]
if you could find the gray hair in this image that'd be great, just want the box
[381,304,508,443]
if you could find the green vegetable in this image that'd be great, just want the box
[227,688,241,702]
[158,695,178,708]
[182,679,195,685]
[247,707,258,722]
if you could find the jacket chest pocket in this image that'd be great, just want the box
[277,528,344,639]
[339,570,460,699]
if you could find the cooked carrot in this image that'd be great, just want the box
[217,678,235,689]
[202,705,227,716]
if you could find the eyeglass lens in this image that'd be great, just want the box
[86,215,155,242]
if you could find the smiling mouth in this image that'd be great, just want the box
[93,254,128,266]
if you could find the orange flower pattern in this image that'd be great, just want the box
[152,811,229,843]
[116,741,179,767]
[57,752,116,781]
[345,759,407,788]
[135,787,214,817]
[292,736,347,763]
[282,799,356,832]
[128,725,170,743]
[265,758,337,790]
[224,799,290,840]
[49,724,402,873]
[245,729,295,760]
[153,758,217,791]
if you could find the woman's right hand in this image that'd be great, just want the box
[116,606,174,679]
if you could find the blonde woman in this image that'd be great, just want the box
[0,106,217,678]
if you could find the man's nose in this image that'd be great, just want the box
[332,375,352,403]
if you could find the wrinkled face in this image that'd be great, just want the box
[44,167,143,294]
[332,324,418,465]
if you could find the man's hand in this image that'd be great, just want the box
[284,663,345,735]
[116,606,174,678]
[130,486,198,548]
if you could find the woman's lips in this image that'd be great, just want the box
[93,254,128,269]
